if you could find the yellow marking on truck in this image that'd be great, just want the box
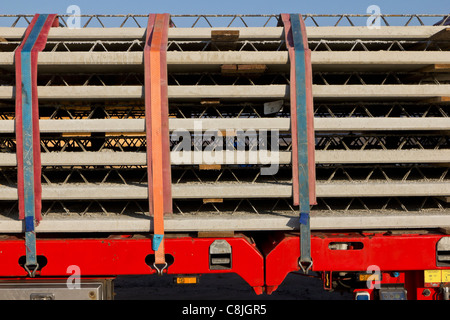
[424,270,442,283]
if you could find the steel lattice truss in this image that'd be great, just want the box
[0,14,449,28]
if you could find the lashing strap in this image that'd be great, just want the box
[15,13,58,277]
[281,13,316,274]
[281,13,316,208]
[144,13,172,275]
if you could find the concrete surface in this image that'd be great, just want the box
[0,181,448,200]
[2,118,448,133]
[1,26,445,40]
[1,210,450,233]
[1,150,449,167]
[1,51,449,69]
[2,84,450,100]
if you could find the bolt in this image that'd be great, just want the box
[422,289,431,297]
[89,291,96,300]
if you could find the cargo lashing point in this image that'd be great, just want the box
[145,253,174,275]
[153,262,168,276]
[24,263,39,278]
[299,259,313,275]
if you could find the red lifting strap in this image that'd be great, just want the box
[15,14,59,224]
[144,13,172,273]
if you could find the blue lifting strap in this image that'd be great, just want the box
[290,13,313,274]
[15,14,57,277]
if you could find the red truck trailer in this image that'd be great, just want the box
[0,13,449,300]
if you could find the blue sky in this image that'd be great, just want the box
[0,0,448,27]
[1,0,449,15]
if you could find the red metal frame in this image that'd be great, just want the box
[404,271,443,300]
[0,234,265,294]
[262,231,450,297]
[1,231,449,298]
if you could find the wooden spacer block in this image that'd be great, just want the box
[62,132,92,137]
[202,198,224,204]
[421,96,450,104]
[219,129,236,136]
[419,64,450,73]
[211,30,240,42]
[200,98,221,105]
[211,30,239,50]
[221,64,237,74]
[199,164,221,170]
[237,64,267,74]
[221,64,267,76]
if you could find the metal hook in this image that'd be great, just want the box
[24,263,39,278]
[299,259,313,275]
[152,262,168,276]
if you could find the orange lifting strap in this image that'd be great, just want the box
[144,13,172,275]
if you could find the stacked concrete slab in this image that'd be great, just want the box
[0,15,448,232]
